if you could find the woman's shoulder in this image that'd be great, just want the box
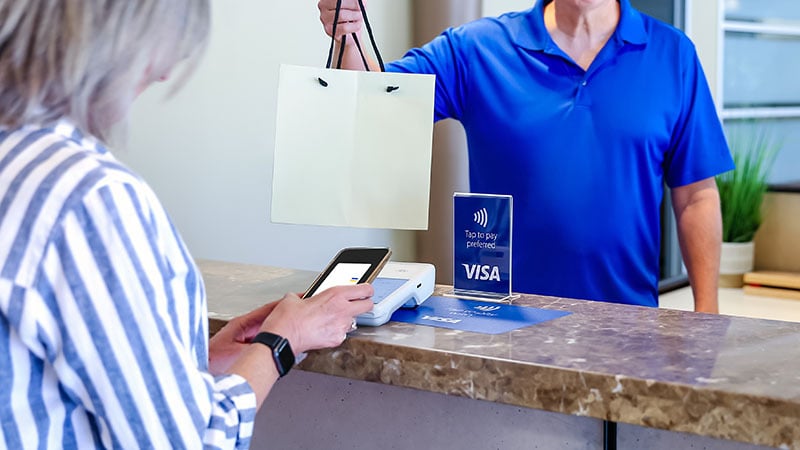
[0,123,143,200]
[0,123,166,285]
[0,122,153,237]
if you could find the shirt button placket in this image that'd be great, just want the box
[575,77,590,106]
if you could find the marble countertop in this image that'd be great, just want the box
[199,259,800,449]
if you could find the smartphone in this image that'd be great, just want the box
[302,247,392,299]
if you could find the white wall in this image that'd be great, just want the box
[482,0,534,18]
[122,1,414,272]
[685,0,722,107]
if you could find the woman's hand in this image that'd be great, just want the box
[259,284,375,354]
[208,301,279,375]
[208,284,374,375]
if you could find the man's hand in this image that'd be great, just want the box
[317,0,378,71]
[318,0,364,41]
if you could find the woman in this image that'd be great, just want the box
[0,1,373,448]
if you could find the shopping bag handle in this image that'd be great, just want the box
[325,0,386,72]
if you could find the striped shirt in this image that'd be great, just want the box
[0,122,256,449]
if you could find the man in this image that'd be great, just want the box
[317,0,733,312]
[319,0,733,312]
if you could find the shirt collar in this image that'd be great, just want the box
[51,119,109,155]
[0,118,109,155]
[514,0,647,51]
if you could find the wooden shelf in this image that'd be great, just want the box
[743,271,800,300]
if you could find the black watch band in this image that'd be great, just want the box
[252,332,295,378]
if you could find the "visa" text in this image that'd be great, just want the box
[462,264,501,281]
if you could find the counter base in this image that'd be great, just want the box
[251,371,775,450]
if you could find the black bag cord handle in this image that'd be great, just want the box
[336,34,349,69]
[349,33,371,71]
[334,34,368,71]
[324,0,386,72]
[325,0,345,69]
[355,0,386,72]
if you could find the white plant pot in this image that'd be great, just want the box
[720,241,755,275]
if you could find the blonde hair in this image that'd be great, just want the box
[0,0,211,141]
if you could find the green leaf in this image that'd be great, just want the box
[716,123,782,243]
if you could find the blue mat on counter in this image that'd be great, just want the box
[390,296,571,335]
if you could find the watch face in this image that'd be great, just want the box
[253,332,295,377]
[274,339,295,376]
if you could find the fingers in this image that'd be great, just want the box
[323,21,363,40]
[239,301,279,326]
[305,285,373,345]
[308,283,371,300]
[348,296,374,316]
[224,301,280,342]
[320,8,363,23]
[337,283,374,300]
[319,2,363,38]
[321,17,363,39]
[318,0,362,15]
[325,287,372,340]
[319,285,374,314]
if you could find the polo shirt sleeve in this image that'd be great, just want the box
[386,27,470,122]
[36,179,256,449]
[664,39,735,188]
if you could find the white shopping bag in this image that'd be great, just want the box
[271,66,435,229]
[271,1,435,230]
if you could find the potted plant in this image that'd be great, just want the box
[716,124,781,287]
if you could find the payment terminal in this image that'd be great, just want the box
[358,262,435,326]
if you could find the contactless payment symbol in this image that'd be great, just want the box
[473,207,488,228]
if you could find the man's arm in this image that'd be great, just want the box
[671,177,722,313]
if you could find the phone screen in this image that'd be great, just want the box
[312,263,371,294]
[303,247,391,298]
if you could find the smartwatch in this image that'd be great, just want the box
[252,332,295,378]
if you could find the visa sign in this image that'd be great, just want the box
[462,264,501,281]
[454,193,512,296]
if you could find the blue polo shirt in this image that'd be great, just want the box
[387,0,734,306]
